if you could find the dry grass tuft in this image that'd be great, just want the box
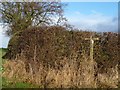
[2,54,118,88]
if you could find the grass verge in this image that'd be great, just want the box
[2,77,39,88]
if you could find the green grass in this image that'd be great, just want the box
[0,48,3,61]
[0,48,7,72]
[0,48,40,88]
[0,48,7,56]
[0,48,7,63]
[2,77,39,88]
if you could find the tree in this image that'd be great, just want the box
[0,2,67,36]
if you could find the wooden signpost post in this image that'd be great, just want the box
[85,32,99,87]
[85,33,99,62]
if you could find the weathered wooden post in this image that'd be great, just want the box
[85,33,99,62]
[84,32,99,87]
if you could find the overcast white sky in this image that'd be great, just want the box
[0,26,10,48]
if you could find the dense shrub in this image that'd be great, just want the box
[3,26,119,74]
[94,32,119,73]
